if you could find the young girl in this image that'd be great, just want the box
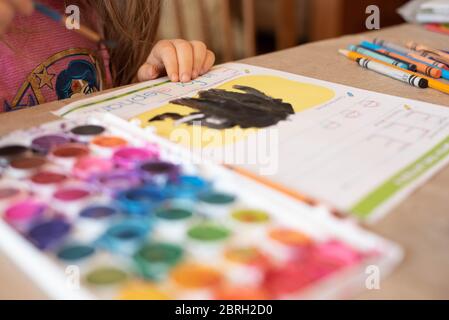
[0,0,215,111]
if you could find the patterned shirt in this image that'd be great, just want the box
[0,0,110,112]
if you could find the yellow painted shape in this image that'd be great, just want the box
[134,75,335,148]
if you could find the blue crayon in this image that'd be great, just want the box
[359,41,406,56]
[360,41,384,52]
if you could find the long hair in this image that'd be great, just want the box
[80,0,161,87]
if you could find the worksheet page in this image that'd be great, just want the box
[57,63,449,221]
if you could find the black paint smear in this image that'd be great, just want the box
[153,85,294,129]
[148,112,184,122]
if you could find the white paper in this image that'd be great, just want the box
[56,63,449,222]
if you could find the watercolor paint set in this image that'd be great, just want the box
[0,114,401,299]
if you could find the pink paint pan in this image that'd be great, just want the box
[112,146,159,169]
[5,200,46,232]
[73,156,114,180]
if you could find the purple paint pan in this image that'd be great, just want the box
[90,170,142,194]
[27,218,71,250]
[31,134,71,154]
[139,161,180,185]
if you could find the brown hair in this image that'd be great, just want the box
[79,0,161,87]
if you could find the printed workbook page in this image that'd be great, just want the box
[56,63,449,221]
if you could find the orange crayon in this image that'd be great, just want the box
[408,52,449,70]
[378,49,442,78]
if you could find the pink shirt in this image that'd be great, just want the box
[0,0,109,112]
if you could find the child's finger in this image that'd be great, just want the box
[0,1,15,34]
[137,63,160,82]
[10,0,34,15]
[201,50,216,75]
[152,40,179,82]
[190,41,207,79]
[172,39,194,83]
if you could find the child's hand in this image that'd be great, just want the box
[0,0,34,35]
[137,39,215,83]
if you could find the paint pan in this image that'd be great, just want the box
[197,191,236,219]
[112,146,159,169]
[31,135,70,154]
[116,186,168,216]
[261,227,312,263]
[85,266,128,298]
[7,156,47,179]
[0,145,31,167]
[98,221,150,255]
[51,143,90,169]
[0,184,28,213]
[139,161,180,186]
[74,205,118,242]
[169,263,223,300]
[165,175,211,199]
[213,286,270,300]
[91,170,141,194]
[52,187,92,219]
[90,136,128,157]
[70,125,106,142]
[222,247,269,287]
[5,200,46,232]
[118,281,171,300]
[308,240,363,271]
[262,241,363,298]
[73,156,114,180]
[229,209,271,243]
[154,205,193,242]
[56,244,96,265]
[133,242,183,281]
[27,217,71,250]
[30,171,68,197]
[186,223,231,261]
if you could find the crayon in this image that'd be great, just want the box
[406,41,449,62]
[362,40,449,77]
[340,49,449,95]
[360,41,381,51]
[348,45,410,70]
[417,51,449,67]
[340,50,427,88]
[362,46,418,71]
[365,40,447,69]
[34,1,116,48]
[378,49,442,78]
[408,52,449,70]
[372,38,411,55]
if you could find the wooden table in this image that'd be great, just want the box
[1,24,448,299]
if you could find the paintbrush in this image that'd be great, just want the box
[33,1,116,48]
[224,164,348,219]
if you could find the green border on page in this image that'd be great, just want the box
[351,135,449,218]
[59,80,171,117]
